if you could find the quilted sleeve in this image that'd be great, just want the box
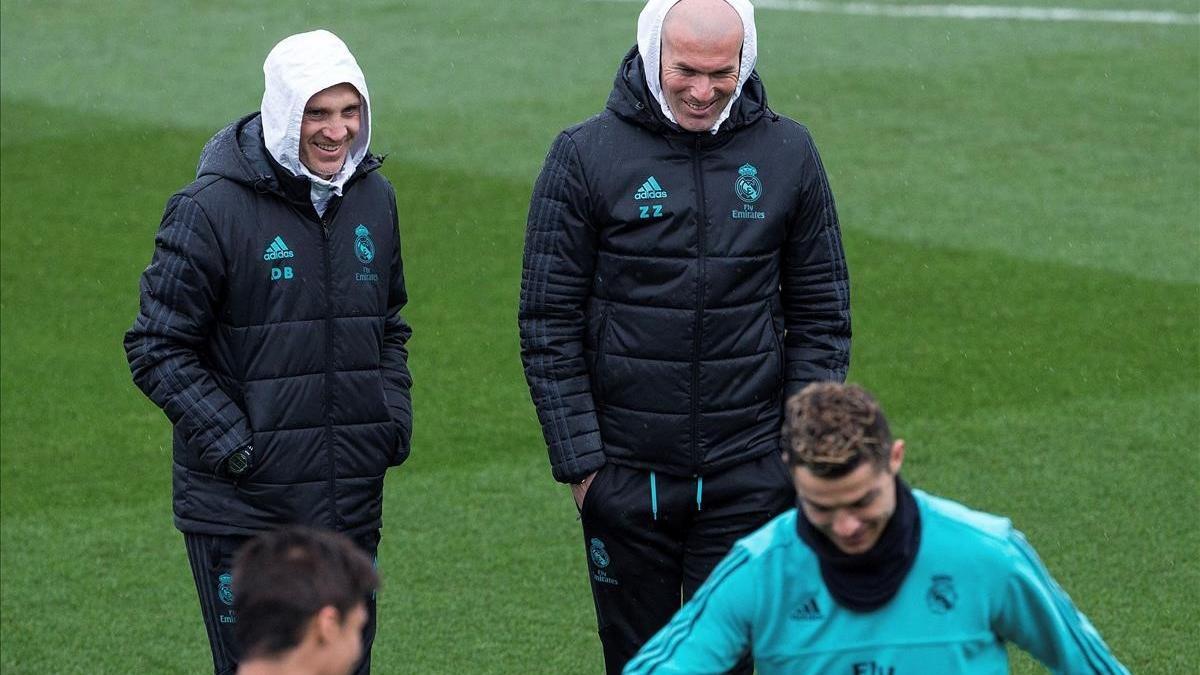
[781,128,851,394]
[124,194,251,472]
[518,132,606,483]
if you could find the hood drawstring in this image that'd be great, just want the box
[252,175,272,194]
[696,476,704,512]
[650,471,659,521]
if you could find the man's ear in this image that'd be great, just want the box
[889,439,905,474]
[312,605,342,645]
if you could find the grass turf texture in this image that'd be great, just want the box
[2,0,1197,672]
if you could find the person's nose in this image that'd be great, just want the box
[692,77,716,103]
[323,124,348,142]
[832,511,860,539]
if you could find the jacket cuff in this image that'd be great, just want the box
[552,450,607,485]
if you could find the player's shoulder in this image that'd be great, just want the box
[756,110,817,143]
[915,489,1020,566]
[559,110,612,143]
[917,489,1013,539]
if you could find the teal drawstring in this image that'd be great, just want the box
[696,476,704,511]
[650,471,659,521]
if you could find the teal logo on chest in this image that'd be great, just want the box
[264,235,295,281]
[634,176,668,220]
[353,224,380,283]
[732,163,766,220]
[354,224,375,264]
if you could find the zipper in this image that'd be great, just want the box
[690,136,707,472]
[320,213,340,529]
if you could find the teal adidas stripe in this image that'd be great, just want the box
[632,546,752,671]
[1010,532,1125,674]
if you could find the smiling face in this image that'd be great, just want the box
[299,82,362,180]
[659,0,742,132]
[792,441,905,555]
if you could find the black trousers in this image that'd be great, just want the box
[183,529,380,675]
[579,453,794,674]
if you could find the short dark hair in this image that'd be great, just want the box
[782,382,892,478]
[233,526,378,659]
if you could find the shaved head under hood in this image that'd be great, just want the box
[261,30,372,213]
[637,0,757,133]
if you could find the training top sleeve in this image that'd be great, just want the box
[993,529,1130,674]
[124,193,252,472]
[624,546,756,675]
[517,131,606,483]
[781,128,851,395]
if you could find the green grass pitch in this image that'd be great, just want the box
[2,0,1197,672]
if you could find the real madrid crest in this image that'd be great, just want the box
[218,573,234,606]
[926,574,957,614]
[589,538,610,569]
[734,163,763,203]
[354,224,375,264]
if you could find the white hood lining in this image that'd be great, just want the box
[260,30,372,211]
[637,0,757,134]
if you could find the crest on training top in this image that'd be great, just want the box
[926,574,957,614]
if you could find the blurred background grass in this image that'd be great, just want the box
[2,0,1197,672]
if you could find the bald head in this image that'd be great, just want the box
[663,0,743,46]
[658,0,744,132]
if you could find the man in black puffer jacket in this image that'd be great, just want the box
[124,30,411,675]
[518,1,849,672]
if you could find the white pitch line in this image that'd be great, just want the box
[588,0,1200,26]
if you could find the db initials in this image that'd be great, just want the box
[271,266,294,281]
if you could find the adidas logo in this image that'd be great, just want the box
[790,596,822,621]
[634,176,668,200]
[263,235,295,261]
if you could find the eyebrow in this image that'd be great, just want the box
[305,102,360,114]
[804,488,879,511]
[671,62,737,74]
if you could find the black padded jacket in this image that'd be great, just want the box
[125,113,412,537]
[519,48,850,483]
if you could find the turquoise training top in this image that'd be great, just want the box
[625,490,1128,674]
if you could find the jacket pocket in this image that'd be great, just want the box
[765,298,785,393]
[579,462,613,521]
[593,304,614,406]
[389,420,411,467]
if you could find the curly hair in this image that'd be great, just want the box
[782,382,892,477]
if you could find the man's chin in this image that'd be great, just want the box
[676,113,717,132]
[303,160,344,181]
[668,104,720,132]
[833,536,876,555]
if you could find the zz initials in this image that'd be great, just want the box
[639,204,663,219]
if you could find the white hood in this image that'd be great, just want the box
[637,0,757,134]
[261,30,372,214]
